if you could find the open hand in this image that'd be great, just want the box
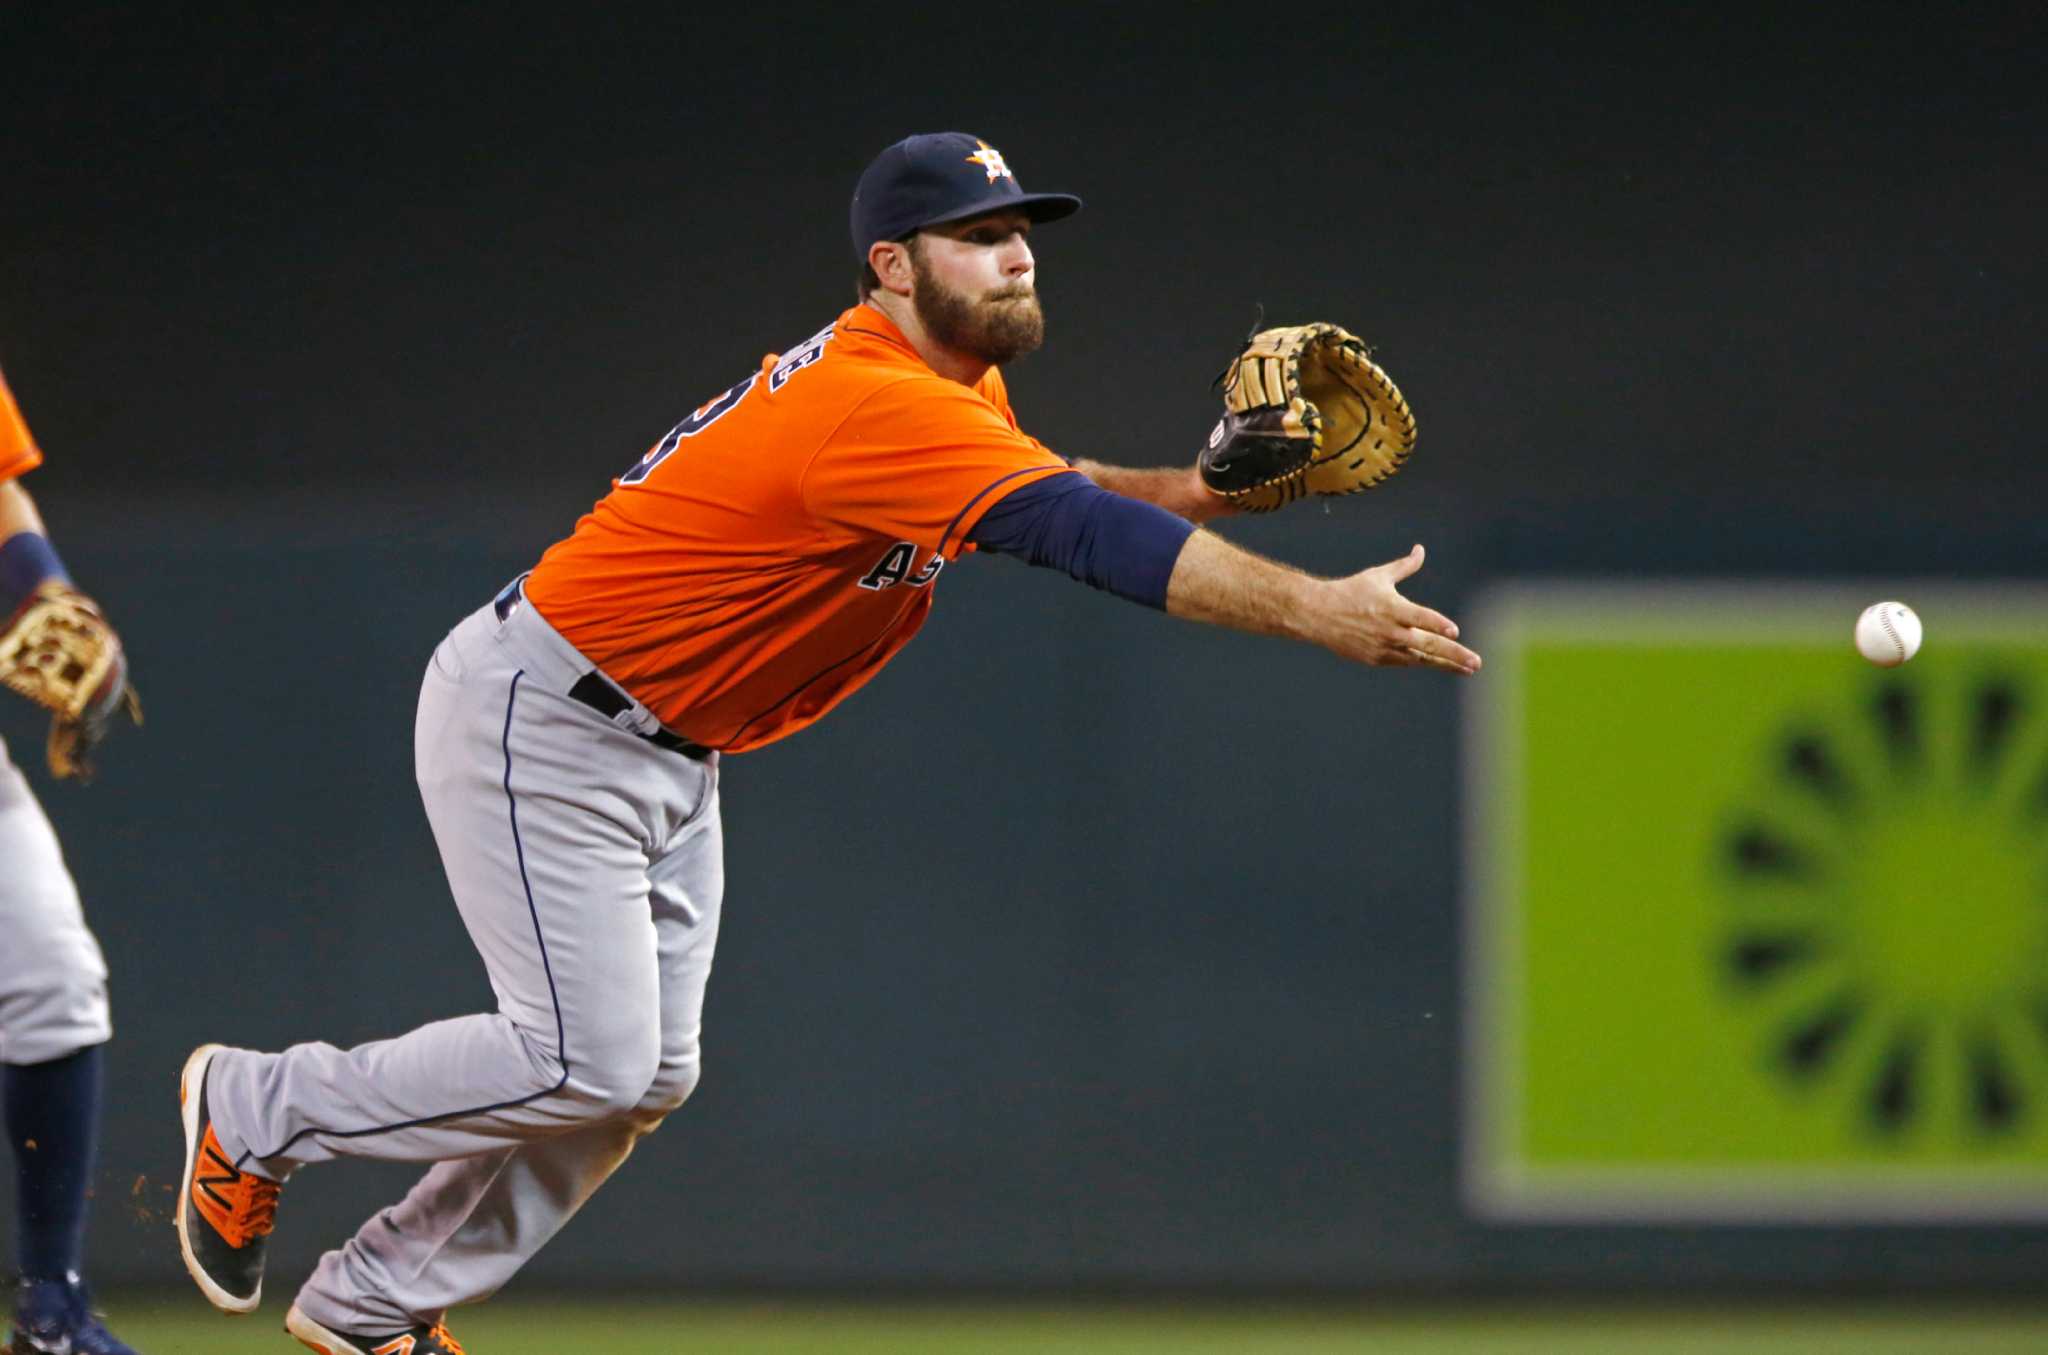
[1310,545,1480,674]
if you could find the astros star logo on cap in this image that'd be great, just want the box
[965,140,1013,184]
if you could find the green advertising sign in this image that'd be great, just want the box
[1463,583,2048,1221]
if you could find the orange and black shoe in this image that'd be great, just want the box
[175,1043,282,1314]
[285,1303,470,1354]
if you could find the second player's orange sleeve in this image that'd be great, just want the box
[800,375,1068,557]
[0,367,44,482]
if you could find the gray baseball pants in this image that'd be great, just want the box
[203,586,724,1332]
[0,734,112,1067]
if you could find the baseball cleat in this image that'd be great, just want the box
[175,1043,281,1314]
[284,1302,470,1354]
[8,1273,144,1355]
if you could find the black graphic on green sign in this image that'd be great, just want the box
[1719,672,2048,1146]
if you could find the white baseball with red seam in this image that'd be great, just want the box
[1854,601,1922,667]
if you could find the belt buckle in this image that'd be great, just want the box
[492,576,527,622]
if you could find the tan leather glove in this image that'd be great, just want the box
[1198,322,1417,513]
[0,581,142,780]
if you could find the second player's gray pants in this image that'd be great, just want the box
[204,590,724,1332]
[0,733,112,1067]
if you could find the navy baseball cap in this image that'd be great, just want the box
[850,132,1082,263]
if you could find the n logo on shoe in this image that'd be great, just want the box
[195,1140,241,1211]
[371,1338,417,1355]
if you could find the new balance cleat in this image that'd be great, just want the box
[285,1303,470,1354]
[175,1043,281,1314]
[8,1272,144,1355]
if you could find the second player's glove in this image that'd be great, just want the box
[0,581,142,780]
[1197,322,1417,513]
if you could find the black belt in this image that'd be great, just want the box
[494,579,713,762]
[565,672,712,759]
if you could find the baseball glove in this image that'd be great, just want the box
[0,581,142,781]
[1197,322,1417,513]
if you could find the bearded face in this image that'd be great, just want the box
[909,239,1045,366]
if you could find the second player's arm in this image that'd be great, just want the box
[0,476,49,539]
[1,475,65,614]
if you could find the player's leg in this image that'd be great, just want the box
[202,607,695,1165]
[178,603,697,1312]
[287,781,724,1336]
[0,738,138,1354]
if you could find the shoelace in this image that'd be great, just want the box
[236,1178,281,1238]
[428,1322,467,1354]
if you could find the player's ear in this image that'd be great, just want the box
[868,239,916,298]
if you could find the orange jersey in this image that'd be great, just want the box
[524,304,1071,753]
[0,366,43,482]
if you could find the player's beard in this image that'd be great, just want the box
[911,250,1045,367]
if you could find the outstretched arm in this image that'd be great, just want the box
[1068,458,1236,524]
[969,474,1478,673]
[1167,534,1479,673]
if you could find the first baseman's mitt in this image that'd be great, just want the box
[1197,322,1417,513]
[0,581,142,780]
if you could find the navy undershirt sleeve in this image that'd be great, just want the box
[0,530,69,618]
[966,471,1196,611]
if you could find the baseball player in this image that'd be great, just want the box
[175,131,1480,1354]
[0,365,143,1355]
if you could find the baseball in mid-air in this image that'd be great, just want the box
[1854,601,1922,667]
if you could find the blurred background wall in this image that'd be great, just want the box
[1,2,2042,1295]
